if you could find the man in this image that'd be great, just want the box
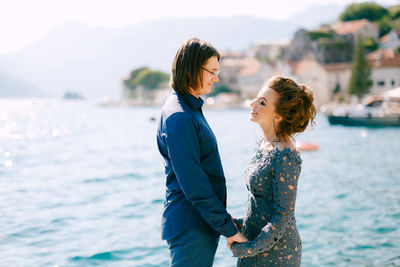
[157,37,247,267]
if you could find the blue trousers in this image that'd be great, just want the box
[167,228,220,267]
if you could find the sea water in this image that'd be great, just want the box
[0,98,399,266]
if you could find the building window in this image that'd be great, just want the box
[377,80,385,87]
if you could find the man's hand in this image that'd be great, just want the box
[226,232,248,246]
[226,232,248,259]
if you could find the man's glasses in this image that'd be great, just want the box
[201,67,220,78]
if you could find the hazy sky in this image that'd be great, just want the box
[0,0,398,54]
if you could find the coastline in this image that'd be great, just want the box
[97,97,251,110]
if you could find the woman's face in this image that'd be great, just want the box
[249,86,280,126]
[193,56,220,97]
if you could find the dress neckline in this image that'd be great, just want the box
[257,146,301,159]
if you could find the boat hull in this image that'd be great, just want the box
[327,115,400,127]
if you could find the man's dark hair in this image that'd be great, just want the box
[170,37,220,95]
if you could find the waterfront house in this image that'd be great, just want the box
[219,51,246,92]
[237,58,281,98]
[219,53,281,99]
[379,30,400,51]
[290,58,351,108]
[369,53,400,94]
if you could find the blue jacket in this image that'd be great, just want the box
[157,92,238,240]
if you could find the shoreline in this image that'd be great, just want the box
[97,98,251,110]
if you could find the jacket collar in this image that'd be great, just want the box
[176,92,204,111]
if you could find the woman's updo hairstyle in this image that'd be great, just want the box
[267,76,316,138]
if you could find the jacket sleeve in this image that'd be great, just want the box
[233,218,244,232]
[230,152,301,257]
[164,112,238,238]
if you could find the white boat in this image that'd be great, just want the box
[322,88,400,127]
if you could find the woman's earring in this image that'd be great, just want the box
[272,119,280,143]
[273,119,277,135]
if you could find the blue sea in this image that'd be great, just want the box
[1,98,399,267]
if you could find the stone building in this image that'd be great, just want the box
[284,19,379,64]
[247,41,289,62]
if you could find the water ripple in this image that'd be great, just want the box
[1,100,399,266]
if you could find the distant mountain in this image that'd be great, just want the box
[287,4,345,29]
[0,20,119,98]
[0,17,299,98]
[0,72,45,98]
[0,5,346,99]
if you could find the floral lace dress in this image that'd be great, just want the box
[231,146,303,266]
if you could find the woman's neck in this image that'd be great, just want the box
[259,124,294,151]
[260,124,279,143]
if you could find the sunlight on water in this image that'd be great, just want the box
[0,98,399,266]
[360,130,368,138]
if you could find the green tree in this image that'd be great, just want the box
[390,19,400,31]
[208,85,240,97]
[307,30,333,41]
[388,5,400,19]
[124,67,169,91]
[136,70,169,90]
[340,2,388,22]
[123,67,150,89]
[378,16,392,37]
[348,36,372,100]
[362,37,378,51]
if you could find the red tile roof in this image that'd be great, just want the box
[370,54,400,68]
[367,49,396,60]
[380,33,390,43]
[379,31,400,43]
[331,19,377,35]
[322,62,352,71]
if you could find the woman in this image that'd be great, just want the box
[229,76,316,266]
[156,37,247,267]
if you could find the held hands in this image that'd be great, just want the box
[226,232,248,246]
[226,232,248,259]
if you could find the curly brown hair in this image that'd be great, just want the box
[267,76,316,138]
